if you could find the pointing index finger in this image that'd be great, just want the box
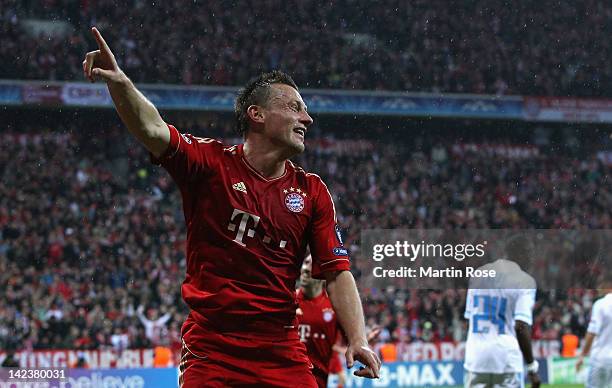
[91,27,113,56]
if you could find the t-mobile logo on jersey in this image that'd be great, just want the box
[227,209,260,247]
[298,324,311,342]
[227,208,287,248]
[298,324,327,342]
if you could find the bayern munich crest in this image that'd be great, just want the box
[285,192,305,213]
[283,187,307,213]
[323,309,334,322]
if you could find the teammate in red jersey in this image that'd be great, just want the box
[83,27,381,387]
[298,255,382,388]
[297,254,342,388]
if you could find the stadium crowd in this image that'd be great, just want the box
[2,0,612,96]
[0,117,610,360]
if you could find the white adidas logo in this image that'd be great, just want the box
[232,181,247,193]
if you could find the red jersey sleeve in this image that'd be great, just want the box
[150,124,223,186]
[309,176,350,279]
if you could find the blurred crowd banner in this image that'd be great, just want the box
[7,80,612,123]
[547,357,587,385]
[0,341,561,369]
[0,367,178,387]
[0,349,156,369]
[337,359,549,388]
[0,361,584,387]
[341,360,464,387]
[524,96,612,123]
[0,361,573,388]
[0,82,21,106]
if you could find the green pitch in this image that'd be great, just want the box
[543,385,582,388]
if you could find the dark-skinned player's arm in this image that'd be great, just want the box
[516,320,541,388]
[83,27,169,157]
[325,270,381,379]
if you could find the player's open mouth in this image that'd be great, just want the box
[293,127,306,138]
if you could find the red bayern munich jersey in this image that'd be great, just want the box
[153,124,350,338]
[296,289,341,377]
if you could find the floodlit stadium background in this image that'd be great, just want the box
[1,1,611,387]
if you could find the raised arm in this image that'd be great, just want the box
[83,27,169,157]
[325,270,381,379]
[136,305,150,325]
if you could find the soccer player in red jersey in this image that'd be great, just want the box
[297,254,342,388]
[83,27,381,387]
[298,255,382,388]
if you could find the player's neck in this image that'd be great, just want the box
[302,284,323,299]
[243,141,287,179]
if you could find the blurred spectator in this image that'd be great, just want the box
[561,329,579,357]
[136,305,172,346]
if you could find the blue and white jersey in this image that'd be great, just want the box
[464,259,536,374]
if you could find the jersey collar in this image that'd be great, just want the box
[238,144,289,182]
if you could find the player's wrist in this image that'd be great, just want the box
[348,337,369,349]
[107,69,129,86]
[526,360,539,374]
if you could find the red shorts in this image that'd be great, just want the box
[312,367,328,388]
[179,317,317,387]
[311,352,344,388]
